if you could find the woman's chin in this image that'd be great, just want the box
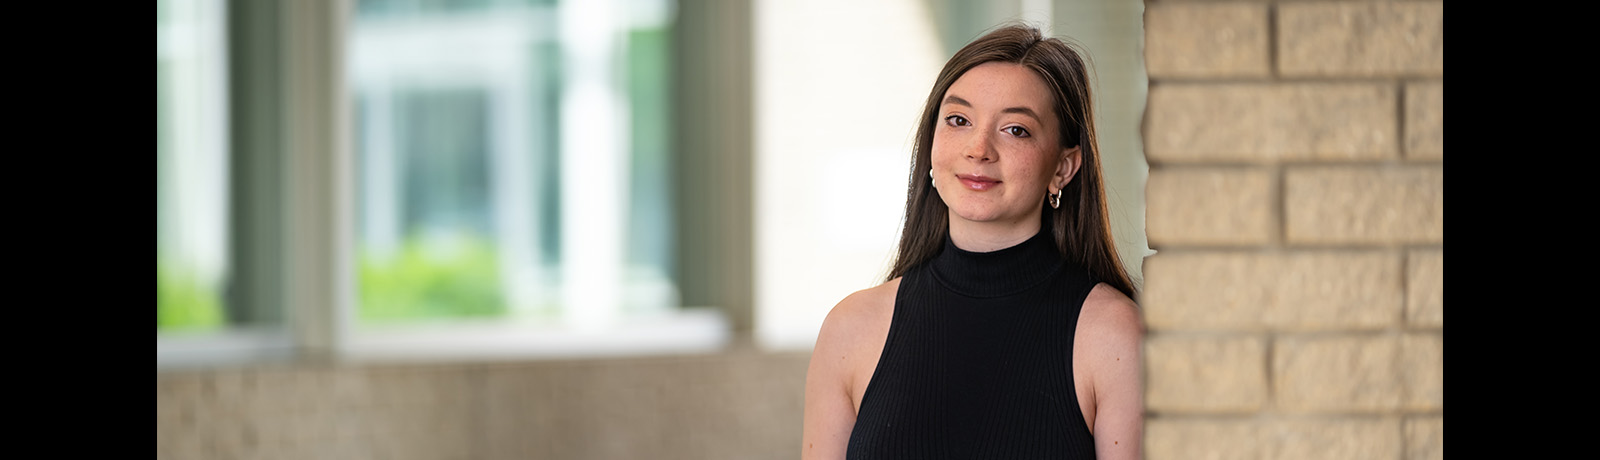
[948,207,1025,227]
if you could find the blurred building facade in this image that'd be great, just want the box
[157,0,1442,458]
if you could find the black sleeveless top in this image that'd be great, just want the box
[846,227,1098,459]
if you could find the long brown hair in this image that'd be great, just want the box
[886,24,1135,298]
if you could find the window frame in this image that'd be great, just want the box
[157,0,730,369]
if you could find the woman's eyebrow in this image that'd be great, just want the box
[942,94,1042,122]
[941,95,972,107]
[1001,106,1041,121]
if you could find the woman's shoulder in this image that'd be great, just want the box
[810,278,902,409]
[816,278,901,346]
[1074,283,1144,404]
[1078,283,1143,344]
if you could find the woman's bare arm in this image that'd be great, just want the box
[1076,283,1145,460]
[802,281,897,460]
[802,304,859,459]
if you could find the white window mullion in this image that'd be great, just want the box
[559,0,628,332]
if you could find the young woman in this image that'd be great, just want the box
[802,25,1143,459]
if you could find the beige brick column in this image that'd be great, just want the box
[1141,1,1442,459]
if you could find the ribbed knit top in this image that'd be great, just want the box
[846,225,1098,459]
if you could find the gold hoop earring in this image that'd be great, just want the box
[1048,190,1062,209]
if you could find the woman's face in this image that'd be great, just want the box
[931,62,1078,234]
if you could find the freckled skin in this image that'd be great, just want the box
[930,62,1078,252]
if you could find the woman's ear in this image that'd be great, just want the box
[1053,145,1083,192]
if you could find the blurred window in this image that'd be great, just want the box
[159,0,296,364]
[157,0,240,333]
[349,0,678,331]
[160,0,302,367]
[159,0,723,367]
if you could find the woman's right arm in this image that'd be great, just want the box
[802,281,897,460]
[801,300,859,459]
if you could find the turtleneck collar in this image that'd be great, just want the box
[930,221,1064,299]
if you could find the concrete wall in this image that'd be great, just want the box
[1141,1,1443,459]
[157,348,810,459]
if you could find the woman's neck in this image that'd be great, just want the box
[947,214,1043,253]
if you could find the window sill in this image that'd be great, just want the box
[157,308,730,370]
[156,328,296,369]
[342,307,730,363]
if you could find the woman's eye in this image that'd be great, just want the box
[1006,126,1031,138]
[945,115,969,126]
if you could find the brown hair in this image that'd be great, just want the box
[886,24,1135,298]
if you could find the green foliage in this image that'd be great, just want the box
[156,261,224,331]
[359,236,506,322]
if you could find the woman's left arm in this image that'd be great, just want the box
[1078,283,1144,460]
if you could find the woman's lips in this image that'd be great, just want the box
[957,174,1000,191]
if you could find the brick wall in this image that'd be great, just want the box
[1141,1,1442,459]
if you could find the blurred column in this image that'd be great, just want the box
[674,0,755,333]
[559,0,627,332]
[282,0,352,360]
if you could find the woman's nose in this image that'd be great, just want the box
[965,130,996,162]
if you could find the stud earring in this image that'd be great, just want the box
[929,169,936,188]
